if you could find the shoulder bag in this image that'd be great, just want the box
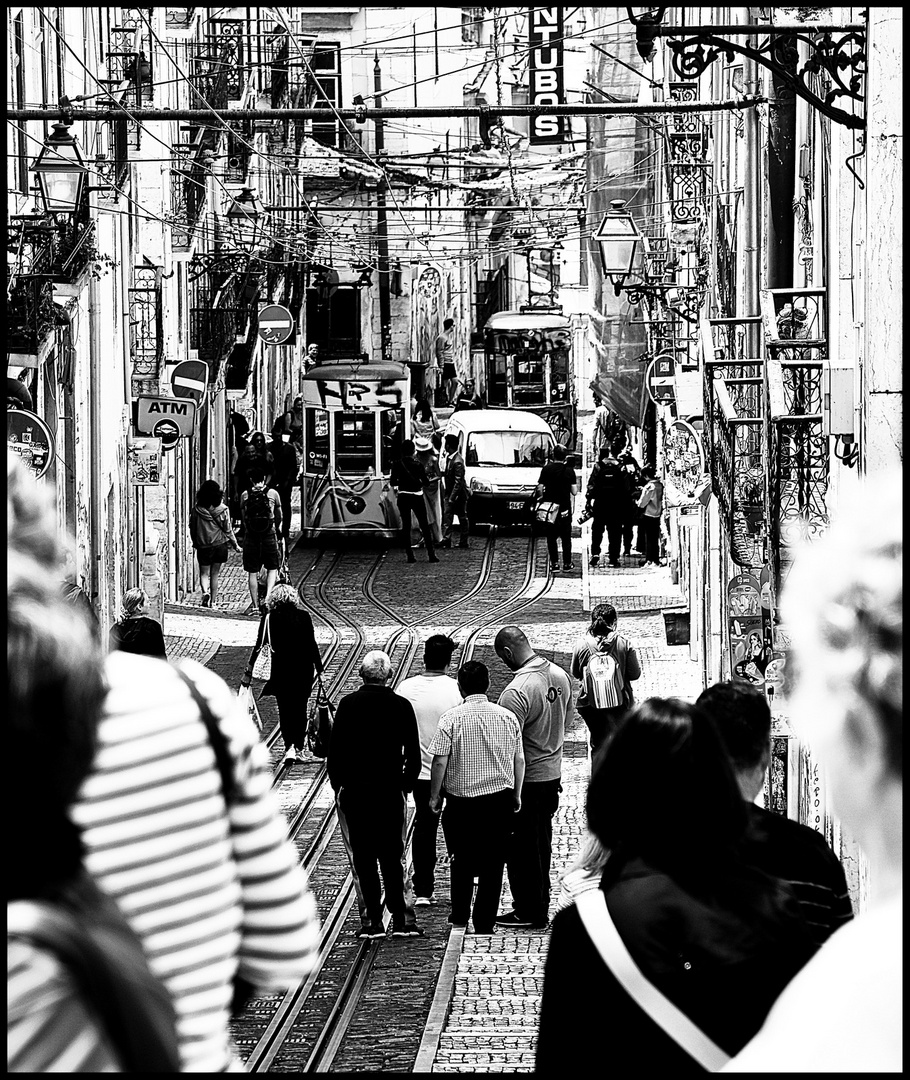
[575,889,731,1071]
[307,672,335,758]
[251,614,273,680]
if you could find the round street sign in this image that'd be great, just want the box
[257,304,295,345]
[152,417,181,450]
[7,408,55,479]
[646,354,676,407]
[172,359,209,401]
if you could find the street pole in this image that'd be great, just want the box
[373,54,392,364]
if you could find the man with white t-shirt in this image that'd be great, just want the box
[397,634,462,905]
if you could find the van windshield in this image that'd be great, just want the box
[466,431,552,467]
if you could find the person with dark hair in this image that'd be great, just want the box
[391,438,439,564]
[397,635,463,905]
[274,396,304,455]
[535,444,578,573]
[453,378,483,412]
[536,697,818,1072]
[240,467,282,614]
[493,626,573,929]
[570,602,641,754]
[268,424,299,545]
[585,439,631,568]
[637,466,664,567]
[696,681,853,946]
[191,479,241,608]
[428,661,524,935]
[617,444,643,557]
[435,317,458,405]
[108,588,167,659]
[724,473,901,1072]
[234,430,275,500]
[440,432,470,549]
[249,584,323,764]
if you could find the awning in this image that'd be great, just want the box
[484,310,571,332]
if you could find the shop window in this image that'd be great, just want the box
[335,410,375,475]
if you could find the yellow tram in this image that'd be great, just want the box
[299,359,410,539]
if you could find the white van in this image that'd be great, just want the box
[441,409,556,525]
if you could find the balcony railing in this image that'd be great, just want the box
[190,308,244,364]
[129,265,163,380]
[8,274,56,357]
[762,287,830,590]
[171,161,207,252]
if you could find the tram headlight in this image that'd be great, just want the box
[470,478,493,493]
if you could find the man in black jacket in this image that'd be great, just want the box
[586,440,631,569]
[328,650,424,938]
[268,424,299,547]
[697,681,854,946]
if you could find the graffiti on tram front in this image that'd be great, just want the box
[302,470,400,534]
[302,379,405,411]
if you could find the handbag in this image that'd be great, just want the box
[251,614,272,680]
[534,499,561,525]
[307,673,334,758]
[237,681,263,733]
[575,890,731,1071]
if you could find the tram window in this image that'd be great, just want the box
[467,431,552,467]
[335,411,376,474]
[380,408,404,473]
[512,355,545,405]
[305,409,329,474]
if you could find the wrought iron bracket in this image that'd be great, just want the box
[659,25,866,130]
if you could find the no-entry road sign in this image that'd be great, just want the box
[258,304,294,345]
[171,359,209,401]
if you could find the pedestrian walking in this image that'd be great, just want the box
[234,430,275,501]
[249,584,323,764]
[108,588,167,659]
[327,651,424,938]
[274,395,304,456]
[8,456,320,1073]
[411,397,440,445]
[391,438,439,564]
[415,432,444,544]
[535,444,577,573]
[397,635,463,905]
[637,467,664,566]
[191,479,242,608]
[570,603,641,755]
[268,423,300,544]
[617,445,643,557]
[452,377,483,412]
[440,432,470,549]
[536,697,818,1073]
[435,317,458,405]
[428,661,525,935]
[724,473,901,1073]
[493,626,573,929]
[697,681,853,946]
[585,440,630,568]
[240,467,282,614]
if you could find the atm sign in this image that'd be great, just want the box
[136,396,198,437]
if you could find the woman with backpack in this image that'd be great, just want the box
[637,468,664,567]
[570,603,641,755]
[191,480,242,608]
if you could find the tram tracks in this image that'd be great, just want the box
[238,530,554,1071]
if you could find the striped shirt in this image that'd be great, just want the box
[428,694,523,798]
[70,654,320,1073]
[8,940,122,1072]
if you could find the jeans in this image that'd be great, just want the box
[412,779,443,898]
[505,778,561,924]
[546,512,572,568]
[398,492,436,559]
[339,790,417,927]
[274,688,312,750]
[442,497,470,545]
[443,789,515,931]
[641,515,661,563]
[590,507,624,563]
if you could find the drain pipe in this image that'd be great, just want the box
[87,271,105,633]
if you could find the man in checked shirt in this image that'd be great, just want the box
[428,661,525,936]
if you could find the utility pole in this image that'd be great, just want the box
[373,54,392,364]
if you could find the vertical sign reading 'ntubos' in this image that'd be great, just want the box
[529,7,566,144]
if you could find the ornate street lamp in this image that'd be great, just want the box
[226,186,266,253]
[593,200,642,296]
[30,121,88,215]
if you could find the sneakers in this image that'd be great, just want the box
[357,923,386,939]
[294,746,306,762]
[589,555,600,568]
[283,744,298,763]
[414,895,437,907]
[550,563,560,574]
[390,920,424,938]
[201,591,211,607]
[494,911,546,929]
[562,563,572,572]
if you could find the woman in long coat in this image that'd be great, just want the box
[251,584,323,762]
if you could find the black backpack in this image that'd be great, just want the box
[245,486,274,536]
[593,457,626,496]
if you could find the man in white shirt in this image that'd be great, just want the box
[493,626,573,929]
[397,635,462,905]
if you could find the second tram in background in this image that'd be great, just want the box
[299,358,409,539]
[483,310,577,451]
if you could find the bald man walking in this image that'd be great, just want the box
[493,626,572,928]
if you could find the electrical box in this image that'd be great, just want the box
[822,362,854,437]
